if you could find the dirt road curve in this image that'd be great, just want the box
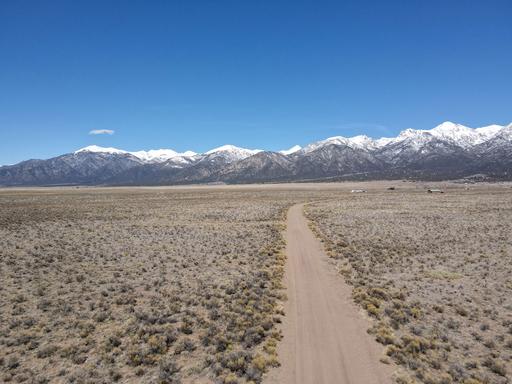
[266,203,393,384]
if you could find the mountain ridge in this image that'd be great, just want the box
[1,121,511,186]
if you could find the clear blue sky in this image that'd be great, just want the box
[1,0,511,164]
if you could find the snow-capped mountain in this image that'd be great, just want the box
[302,135,381,153]
[475,123,512,153]
[396,122,502,148]
[427,122,477,147]
[76,145,198,164]
[204,145,262,162]
[130,149,197,164]
[299,122,509,155]
[279,145,302,155]
[1,121,511,186]
[75,145,128,155]
[382,122,506,149]
[474,124,504,140]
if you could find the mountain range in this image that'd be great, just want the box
[1,121,511,186]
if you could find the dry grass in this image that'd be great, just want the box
[2,182,511,384]
[306,184,512,383]
[0,188,312,384]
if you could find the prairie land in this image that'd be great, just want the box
[1,183,511,384]
[306,184,512,383]
[0,187,314,384]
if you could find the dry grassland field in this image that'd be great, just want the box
[0,187,321,384]
[0,183,511,384]
[306,184,512,384]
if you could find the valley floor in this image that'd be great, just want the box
[1,181,511,383]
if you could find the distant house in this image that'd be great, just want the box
[351,189,367,193]
[427,189,444,193]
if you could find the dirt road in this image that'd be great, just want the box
[266,203,393,384]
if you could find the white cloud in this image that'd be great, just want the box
[89,129,115,135]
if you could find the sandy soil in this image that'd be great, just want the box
[266,203,393,384]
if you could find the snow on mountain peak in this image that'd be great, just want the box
[430,122,474,143]
[75,143,262,164]
[205,144,262,162]
[389,122,506,148]
[129,149,197,163]
[206,144,235,154]
[304,133,396,153]
[303,137,342,153]
[75,145,127,155]
[130,149,179,162]
[393,122,485,149]
[206,144,249,153]
[73,121,509,166]
[397,128,424,138]
[432,121,468,132]
[494,123,512,139]
[392,129,434,150]
[475,124,504,137]
[279,145,302,155]
[348,135,376,148]
[429,122,506,146]
[75,145,197,164]
[375,137,394,147]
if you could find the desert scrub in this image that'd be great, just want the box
[0,187,317,383]
[305,185,512,383]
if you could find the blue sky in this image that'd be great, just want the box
[1,0,511,164]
